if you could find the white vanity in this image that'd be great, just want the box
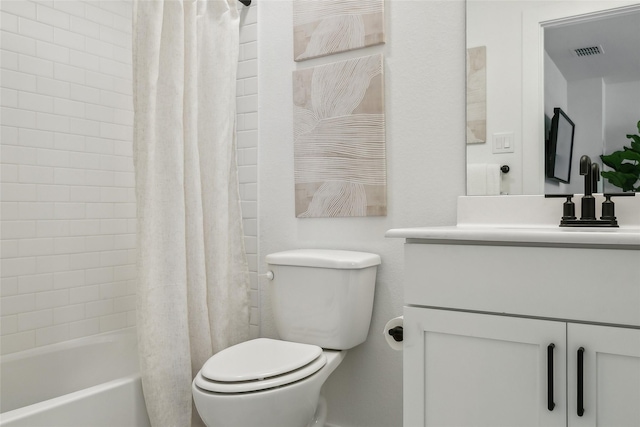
[387,196,640,427]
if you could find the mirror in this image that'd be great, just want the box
[466,1,640,195]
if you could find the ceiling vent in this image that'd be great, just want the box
[572,45,604,57]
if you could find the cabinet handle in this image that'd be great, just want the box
[547,344,555,411]
[577,347,585,417]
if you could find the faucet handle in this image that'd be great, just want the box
[545,194,575,197]
[601,192,636,222]
[545,194,576,220]
[603,192,636,197]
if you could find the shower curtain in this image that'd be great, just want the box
[132,1,250,425]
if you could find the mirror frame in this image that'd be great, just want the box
[506,1,640,194]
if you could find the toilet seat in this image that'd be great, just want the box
[194,338,326,394]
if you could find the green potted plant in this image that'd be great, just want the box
[600,120,640,192]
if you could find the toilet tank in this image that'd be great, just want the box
[266,249,381,350]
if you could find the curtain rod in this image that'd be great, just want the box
[239,0,251,6]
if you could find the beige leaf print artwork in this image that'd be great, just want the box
[293,0,385,62]
[293,54,386,217]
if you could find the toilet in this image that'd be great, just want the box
[192,249,381,427]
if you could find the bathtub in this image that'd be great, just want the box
[0,328,150,427]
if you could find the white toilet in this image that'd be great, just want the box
[192,249,381,427]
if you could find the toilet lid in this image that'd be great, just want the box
[195,338,326,393]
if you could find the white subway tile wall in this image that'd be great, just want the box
[1,0,259,354]
[1,0,135,355]
[238,3,259,340]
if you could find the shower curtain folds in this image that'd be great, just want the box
[132,1,250,426]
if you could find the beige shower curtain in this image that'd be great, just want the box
[132,1,250,425]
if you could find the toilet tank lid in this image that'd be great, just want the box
[266,249,381,269]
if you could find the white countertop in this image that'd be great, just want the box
[386,195,640,248]
[385,225,640,247]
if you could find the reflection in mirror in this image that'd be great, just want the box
[544,9,640,194]
[546,108,575,184]
[466,1,640,196]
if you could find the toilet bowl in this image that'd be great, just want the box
[192,249,380,427]
[192,338,346,427]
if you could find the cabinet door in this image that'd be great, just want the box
[404,307,566,427]
[568,323,640,427]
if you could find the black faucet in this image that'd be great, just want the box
[579,155,596,220]
[546,155,634,227]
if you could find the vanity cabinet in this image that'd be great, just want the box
[404,307,640,427]
[566,323,640,427]
[395,237,640,427]
[404,307,566,427]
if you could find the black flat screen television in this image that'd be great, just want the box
[546,107,575,183]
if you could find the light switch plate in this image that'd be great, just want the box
[493,132,515,154]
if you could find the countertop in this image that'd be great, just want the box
[385,225,640,248]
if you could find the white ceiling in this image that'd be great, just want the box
[544,10,640,84]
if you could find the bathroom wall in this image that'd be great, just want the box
[567,78,604,192]
[605,80,640,154]
[543,52,570,194]
[1,0,260,353]
[237,2,260,339]
[258,1,466,426]
[1,0,136,355]
[466,0,526,195]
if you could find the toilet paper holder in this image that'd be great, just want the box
[388,326,403,342]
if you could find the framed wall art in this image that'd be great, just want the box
[293,0,385,62]
[292,54,386,217]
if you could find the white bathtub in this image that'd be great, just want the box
[0,328,150,427]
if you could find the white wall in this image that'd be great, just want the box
[258,1,466,426]
[466,0,526,194]
[1,0,136,355]
[603,80,640,192]
[1,0,260,354]
[567,78,604,192]
[543,52,569,194]
[237,2,260,339]
[544,51,567,119]
[605,80,640,154]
